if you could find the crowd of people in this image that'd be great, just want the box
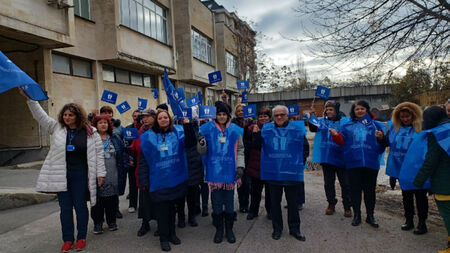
[19,87,450,253]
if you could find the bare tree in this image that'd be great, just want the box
[295,0,450,71]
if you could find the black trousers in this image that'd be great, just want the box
[154,200,177,242]
[402,189,428,220]
[200,182,209,209]
[138,189,155,222]
[91,195,118,225]
[128,166,138,209]
[249,177,271,216]
[176,185,200,219]
[322,163,351,209]
[348,167,378,215]
[238,174,250,209]
[269,184,300,233]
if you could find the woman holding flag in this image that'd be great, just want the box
[375,102,428,234]
[331,100,386,228]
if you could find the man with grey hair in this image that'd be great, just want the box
[255,105,309,241]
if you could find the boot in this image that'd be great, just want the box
[325,204,335,215]
[212,213,224,243]
[160,241,171,251]
[351,212,361,226]
[177,214,186,228]
[366,214,379,228]
[413,219,428,235]
[401,217,414,231]
[137,220,150,237]
[224,212,236,243]
[201,206,209,217]
[188,215,198,227]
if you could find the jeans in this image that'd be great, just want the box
[269,184,301,233]
[348,167,378,215]
[57,169,89,242]
[91,195,118,225]
[322,163,351,209]
[211,189,234,214]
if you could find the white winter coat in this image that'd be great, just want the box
[27,100,106,206]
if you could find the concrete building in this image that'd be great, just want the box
[0,0,255,165]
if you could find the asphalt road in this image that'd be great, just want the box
[0,171,446,253]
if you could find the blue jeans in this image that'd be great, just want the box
[57,169,89,242]
[211,189,234,214]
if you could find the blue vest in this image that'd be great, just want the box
[399,123,450,190]
[312,117,349,167]
[140,125,188,192]
[199,121,243,183]
[341,120,385,170]
[260,121,306,182]
[386,124,418,178]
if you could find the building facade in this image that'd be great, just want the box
[0,0,256,165]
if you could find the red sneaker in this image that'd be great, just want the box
[75,239,86,251]
[61,241,73,252]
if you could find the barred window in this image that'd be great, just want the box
[191,29,212,65]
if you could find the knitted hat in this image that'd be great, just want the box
[141,108,156,117]
[215,101,231,119]
[156,103,169,111]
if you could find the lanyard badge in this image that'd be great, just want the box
[66,129,77,152]
[218,132,226,143]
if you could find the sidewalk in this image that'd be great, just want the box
[0,161,56,210]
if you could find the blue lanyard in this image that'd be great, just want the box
[68,129,77,144]
[102,136,110,151]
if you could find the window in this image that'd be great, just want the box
[226,51,238,76]
[52,53,92,78]
[206,89,214,106]
[102,64,156,88]
[178,83,201,100]
[74,0,90,19]
[120,0,168,44]
[191,29,212,64]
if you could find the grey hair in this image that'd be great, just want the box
[272,105,288,114]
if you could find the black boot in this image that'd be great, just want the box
[401,218,414,231]
[137,220,150,237]
[413,219,428,235]
[366,214,379,228]
[188,215,198,227]
[177,214,186,228]
[224,212,236,243]
[351,212,361,226]
[212,213,224,243]
[202,206,209,217]
[160,241,171,251]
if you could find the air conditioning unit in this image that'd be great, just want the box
[47,0,73,9]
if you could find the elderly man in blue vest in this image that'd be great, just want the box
[255,105,309,241]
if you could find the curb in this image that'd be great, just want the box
[0,188,56,211]
[0,161,43,170]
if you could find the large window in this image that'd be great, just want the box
[74,0,90,19]
[120,0,168,44]
[102,64,156,88]
[178,83,202,100]
[226,51,238,76]
[191,29,212,65]
[52,53,92,78]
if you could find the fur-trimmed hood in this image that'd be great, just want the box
[392,102,422,133]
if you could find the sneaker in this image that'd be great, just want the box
[93,224,103,234]
[128,207,136,213]
[74,239,86,251]
[61,241,73,253]
[108,223,118,231]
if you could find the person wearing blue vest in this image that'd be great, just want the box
[375,102,428,234]
[258,105,309,241]
[310,100,352,217]
[331,100,386,228]
[413,106,450,253]
[138,109,195,252]
[197,101,245,244]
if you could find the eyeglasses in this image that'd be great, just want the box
[274,114,287,118]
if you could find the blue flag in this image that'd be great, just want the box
[163,69,184,118]
[116,101,131,114]
[122,128,139,140]
[288,104,300,117]
[187,95,200,107]
[208,71,222,84]
[197,91,203,105]
[315,86,330,99]
[0,51,48,101]
[243,104,256,118]
[101,90,118,104]
[182,108,193,120]
[237,80,249,90]
[309,115,320,127]
[175,87,185,102]
[199,105,216,119]
[241,91,248,104]
[152,89,158,99]
[138,97,147,110]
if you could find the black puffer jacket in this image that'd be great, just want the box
[184,122,204,185]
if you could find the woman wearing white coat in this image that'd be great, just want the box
[19,89,106,253]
